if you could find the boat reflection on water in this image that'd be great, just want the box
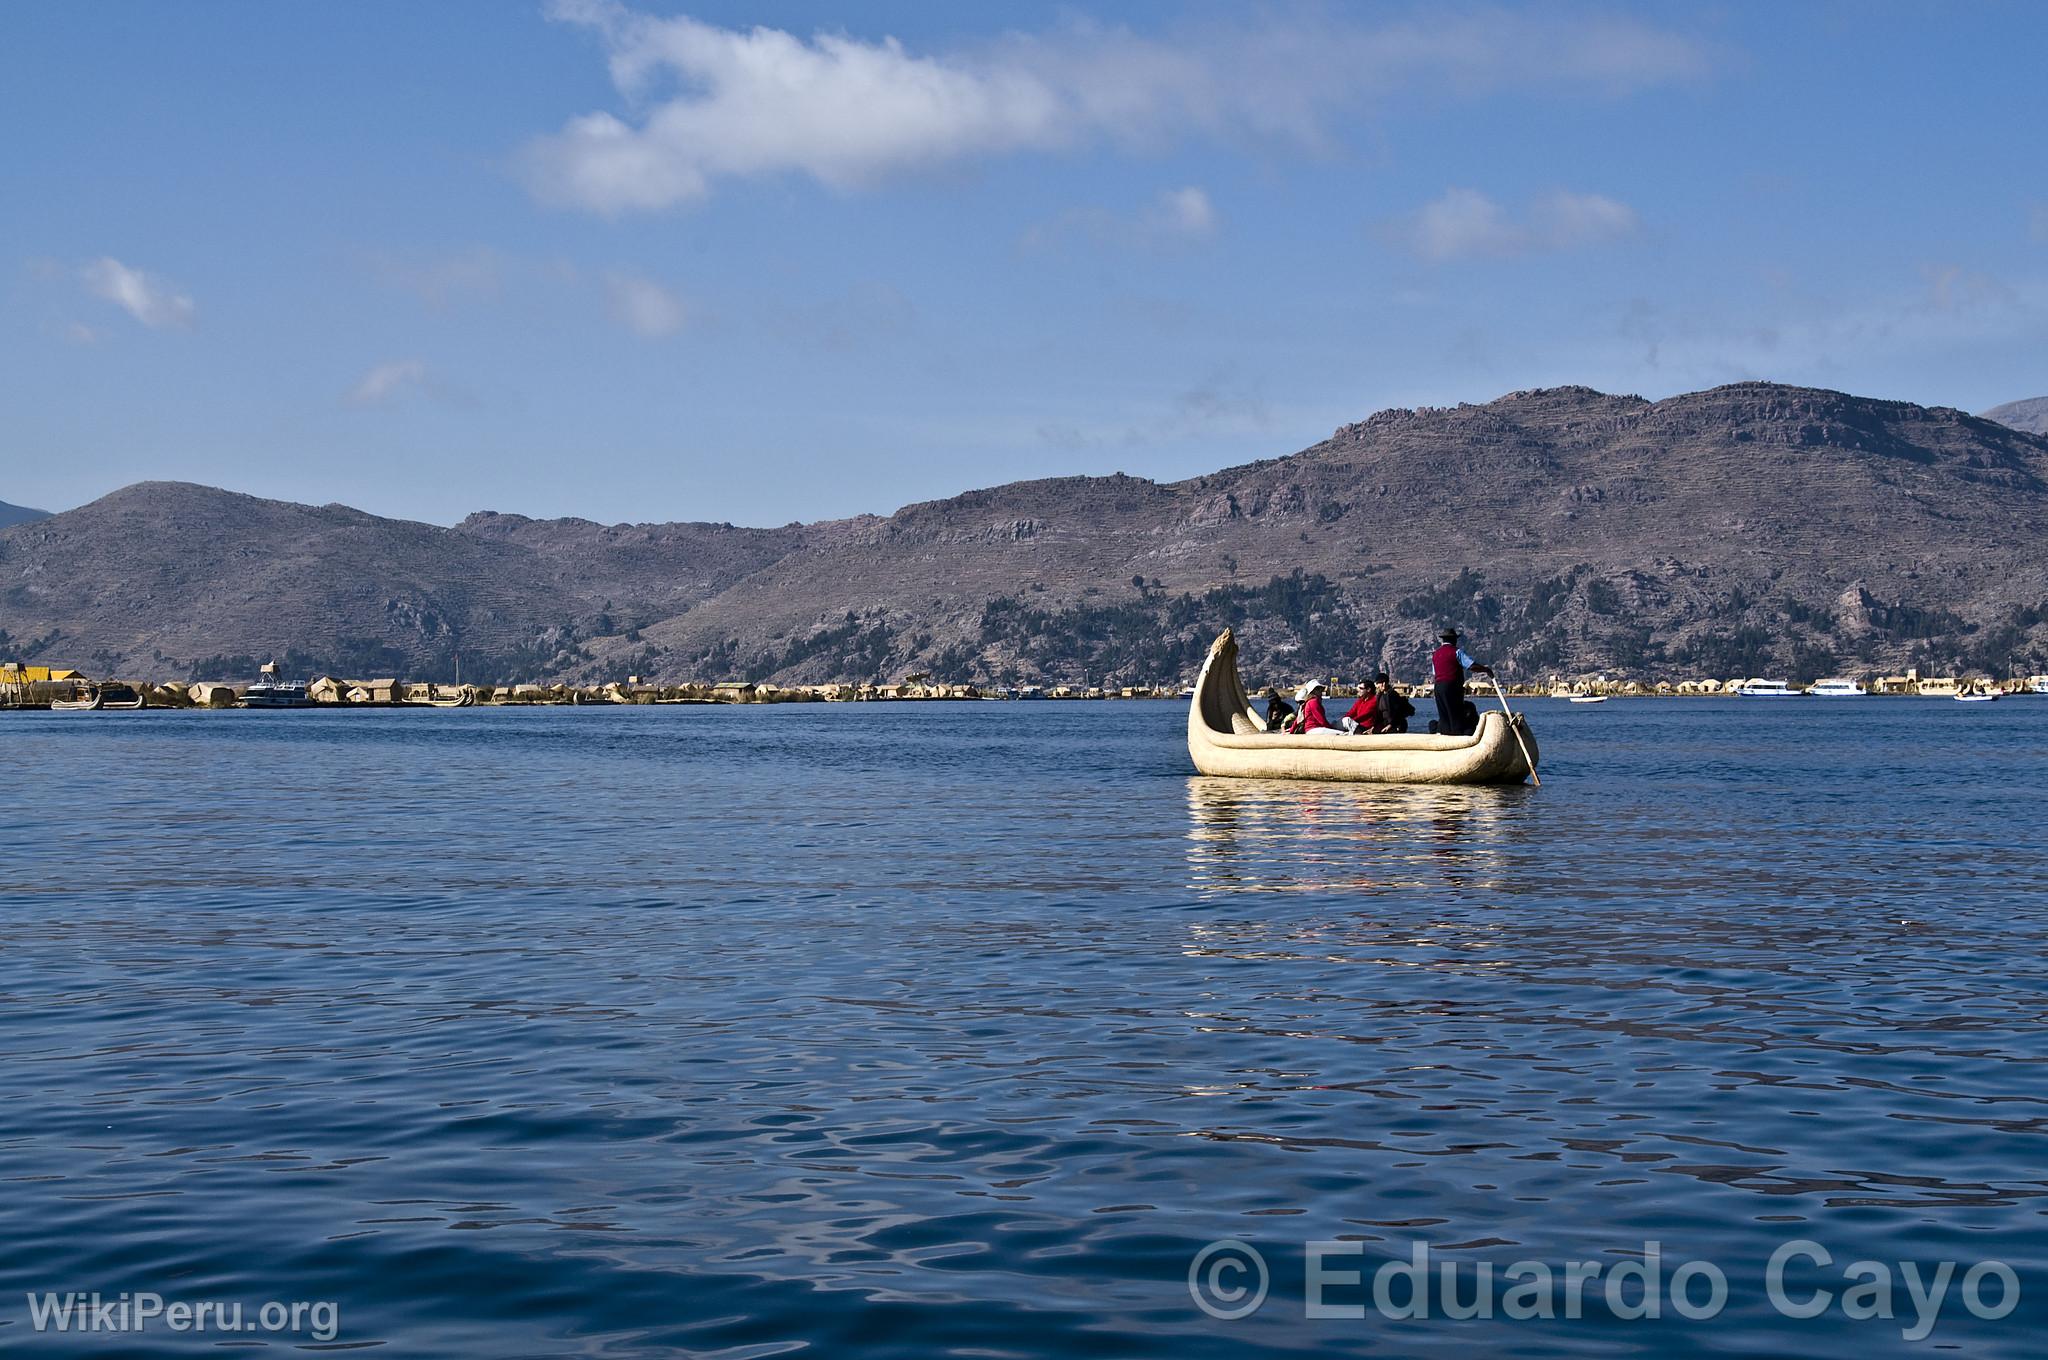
[1184,775,1534,898]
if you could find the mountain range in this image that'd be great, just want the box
[1983,396,2048,436]
[0,500,49,530]
[5,381,2047,685]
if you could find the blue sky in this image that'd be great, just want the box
[4,2,2044,526]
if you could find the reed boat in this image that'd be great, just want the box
[1187,629,1538,784]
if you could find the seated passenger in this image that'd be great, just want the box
[1260,686,1295,733]
[1342,673,1413,734]
[1288,681,1335,734]
[1340,679,1374,734]
[1372,673,1414,733]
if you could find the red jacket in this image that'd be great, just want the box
[1291,696,1334,733]
[1345,694,1380,728]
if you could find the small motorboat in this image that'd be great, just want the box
[1568,695,1607,704]
[1186,630,1537,784]
[1955,686,2002,703]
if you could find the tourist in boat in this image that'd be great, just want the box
[1343,672,1414,734]
[1340,674,1392,733]
[1288,681,1335,734]
[1260,686,1295,733]
[1430,629,1493,736]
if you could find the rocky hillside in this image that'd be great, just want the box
[5,382,2046,685]
[0,500,49,529]
[1983,396,2048,436]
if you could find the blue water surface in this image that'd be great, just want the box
[1,698,2044,1357]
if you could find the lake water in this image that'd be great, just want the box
[2,698,2044,1357]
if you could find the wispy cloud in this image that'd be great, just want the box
[603,271,685,337]
[366,248,507,308]
[1024,185,1219,252]
[1393,188,1640,262]
[1605,264,2048,388]
[347,359,432,406]
[80,257,195,329]
[1154,186,1215,237]
[524,3,1715,213]
[1035,367,1270,450]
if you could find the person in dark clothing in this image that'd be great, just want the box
[1372,673,1414,733]
[1430,629,1494,737]
[1261,686,1295,733]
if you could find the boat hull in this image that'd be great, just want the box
[1186,630,1538,785]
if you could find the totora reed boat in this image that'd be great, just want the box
[1187,629,1539,784]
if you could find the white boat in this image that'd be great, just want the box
[1568,695,1607,704]
[1955,687,2001,703]
[1805,679,1866,697]
[1736,679,1799,697]
[1186,629,1538,784]
[49,686,102,711]
[2030,678,2048,695]
[241,661,312,709]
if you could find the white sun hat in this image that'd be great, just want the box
[1294,681,1325,701]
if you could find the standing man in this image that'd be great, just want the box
[1430,629,1494,736]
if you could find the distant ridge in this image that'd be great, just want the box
[1983,396,2048,436]
[0,500,50,529]
[4,382,2047,684]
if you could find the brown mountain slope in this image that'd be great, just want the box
[454,511,806,634]
[0,482,592,678]
[5,383,2046,684]
[616,383,2048,684]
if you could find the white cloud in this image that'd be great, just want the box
[347,359,431,406]
[80,257,195,329]
[1397,188,1640,262]
[604,271,685,337]
[524,3,1714,213]
[1153,186,1215,237]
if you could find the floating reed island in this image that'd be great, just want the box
[0,664,1187,711]
[5,662,2045,712]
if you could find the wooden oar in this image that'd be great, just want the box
[1486,674,1541,787]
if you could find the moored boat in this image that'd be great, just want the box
[1568,695,1607,704]
[1955,685,2001,703]
[1806,678,1865,697]
[241,661,312,709]
[49,685,103,711]
[1736,679,1799,697]
[1186,629,1537,784]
